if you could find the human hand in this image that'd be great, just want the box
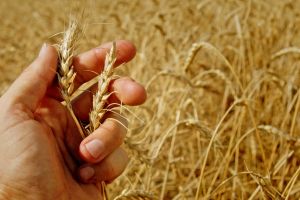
[0,40,146,200]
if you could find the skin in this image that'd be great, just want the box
[0,40,147,200]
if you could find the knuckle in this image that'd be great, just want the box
[9,102,33,119]
[103,160,117,181]
[104,119,126,144]
[94,148,128,182]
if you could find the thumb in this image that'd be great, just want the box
[3,44,58,112]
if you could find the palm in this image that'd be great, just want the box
[0,97,101,199]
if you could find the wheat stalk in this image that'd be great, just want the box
[57,19,86,138]
[88,42,117,133]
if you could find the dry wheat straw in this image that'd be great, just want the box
[183,42,243,92]
[89,42,117,133]
[114,189,157,200]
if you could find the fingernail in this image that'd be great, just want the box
[39,43,48,57]
[79,166,95,181]
[85,139,105,159]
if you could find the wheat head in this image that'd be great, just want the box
[89,42,117,133]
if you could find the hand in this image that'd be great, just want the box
[0,40,146,200]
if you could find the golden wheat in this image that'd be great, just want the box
[2,0,300,199]
[57,19,86,138]
[89,42,117,133]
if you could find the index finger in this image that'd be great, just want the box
[73,40,136,87]
[47,40,136,99]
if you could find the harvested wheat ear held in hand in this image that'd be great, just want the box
[57,19,117,139]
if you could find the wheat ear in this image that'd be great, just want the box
[89,42,117,133]
[57,19,86,138]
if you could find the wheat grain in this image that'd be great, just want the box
[58,19,80,103]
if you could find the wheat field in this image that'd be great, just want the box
[1,0,300,199]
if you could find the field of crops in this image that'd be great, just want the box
[1,0,300,199]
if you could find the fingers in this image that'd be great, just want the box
[73,77,147,121]
[109,77,147,106]
[3,44,58,112]
[79,115,127,163]
[77,114,129,183]
[47,40,137,100]
[73,40,136,85]
[78,148,129,183]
